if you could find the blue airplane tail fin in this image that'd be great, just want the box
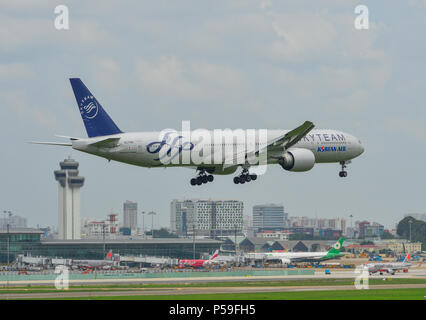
[69,78,123,138]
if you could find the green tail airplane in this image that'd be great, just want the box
[264,237,345,264]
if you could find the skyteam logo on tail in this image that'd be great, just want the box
[79,95,99,119]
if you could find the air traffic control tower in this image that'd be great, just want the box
[54,157,85,240]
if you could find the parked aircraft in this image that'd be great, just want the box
[178,250,219,268]
[246,237,345,264]
[365,254,412,275]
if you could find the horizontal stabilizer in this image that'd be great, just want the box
[54,134,81,141]
[29,141,72,146]
[89,137,120,148]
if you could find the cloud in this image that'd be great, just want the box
[1,90,58,128]
[0,16,114,53]
[0,63,34,81]
[89,58,122,92]
[135,56,247,103]
[259,0,272,9]
[384,117,426,141]
[267,13,337,63]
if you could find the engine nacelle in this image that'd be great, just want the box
[278,148,315,172]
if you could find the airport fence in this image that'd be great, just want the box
[0,268,315,283]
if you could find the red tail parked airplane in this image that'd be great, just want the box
[178,250,219,268]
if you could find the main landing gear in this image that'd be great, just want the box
[339,161,348,177]
[190,168,214,186]
[233,168,257,184]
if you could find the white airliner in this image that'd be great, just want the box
[365,254,413,275]
[246,237,345,264]
[32,79,364,185]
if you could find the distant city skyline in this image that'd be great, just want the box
[3,194,404,232]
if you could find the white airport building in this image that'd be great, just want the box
[171,199,244,237]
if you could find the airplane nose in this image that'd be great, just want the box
[358,141,364,155]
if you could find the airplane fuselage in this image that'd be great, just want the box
[72,129,364,172]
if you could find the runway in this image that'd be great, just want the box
[1,283,425,300]
[0,267,425,299]
[1,268,425,286]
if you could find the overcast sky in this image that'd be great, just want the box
[1,0,426,230]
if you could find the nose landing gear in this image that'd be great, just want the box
[339,161,349,177]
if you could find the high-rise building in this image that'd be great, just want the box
[123,200,138,233]
[171,200,195,236]
[288,216,346,232]
[0,214,27,229]
[54,157,85,240]
[171,199,244,237]
[253,204,287,231]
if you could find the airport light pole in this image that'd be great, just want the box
[192,224,195,259]
[2,210,12,228]
[141,211,145,238]
[409,220,413,243]
[7,223,10,270]
[103,222,106,257]
[2,211,12,270]
[234,224,238,257]
[148,211,156,238]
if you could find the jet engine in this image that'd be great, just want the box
[278,148,315,172]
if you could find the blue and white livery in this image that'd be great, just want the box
[31,79,365,185]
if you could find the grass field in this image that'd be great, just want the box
[42,288,426,300]
[1,278,426,295]
[0,278,425,300]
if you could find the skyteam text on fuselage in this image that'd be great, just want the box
[31,78,365,185]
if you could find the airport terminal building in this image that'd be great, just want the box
[0,228,221,263]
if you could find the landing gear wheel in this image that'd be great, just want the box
[196,177,203,185]
[234,168,258,185]
[191,168,215,186]
[339,171,348,177]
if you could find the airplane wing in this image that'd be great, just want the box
[266,121,315,152]
[223,121,315,168]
